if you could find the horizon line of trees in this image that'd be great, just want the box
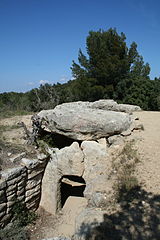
[1,28,160,113]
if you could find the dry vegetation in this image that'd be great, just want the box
[0,114,37,172]
[111,140,140,202]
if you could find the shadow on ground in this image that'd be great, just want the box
[77,188,160,240]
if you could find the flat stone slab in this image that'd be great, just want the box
[37,102,133,141]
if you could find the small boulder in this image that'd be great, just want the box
[90,99,141,113]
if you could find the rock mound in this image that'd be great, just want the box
[37,100,139,141]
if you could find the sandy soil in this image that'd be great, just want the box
[132,111,160,195]
[0,115,37,171]
[29,197,87,239]
[0,115,33,145]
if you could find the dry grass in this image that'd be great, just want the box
[112,141,140,202]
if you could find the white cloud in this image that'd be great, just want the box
[39,80,49,85]
[58,75,70,83]
[27,81,34,86]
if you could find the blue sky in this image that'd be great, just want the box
[0,0,160,93]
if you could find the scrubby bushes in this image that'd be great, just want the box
[0,202,37,240]
[112,141,140,202]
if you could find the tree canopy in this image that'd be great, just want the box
[71,28,141,98]
[0,27,160,114]
[70,28,159,106]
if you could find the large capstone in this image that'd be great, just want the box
[37,101,133,141]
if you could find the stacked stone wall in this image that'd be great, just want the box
[0,155,48,227]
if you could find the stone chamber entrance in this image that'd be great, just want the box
[60,175,86,208]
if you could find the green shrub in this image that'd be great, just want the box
[0,202,37,240]
[112,141,140,202]
[11,202,37,227]
[0,223,30,240]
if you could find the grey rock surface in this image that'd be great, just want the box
[107,134,124,145]
[81,141,109,182]
[90,99,141,113]
[55,142,84,176]
[38,102,133,141]
[40,142,85,214]
[41,238,71,240]
[81,141,115,207]
[116,103,141,113]
[90,99,118,110]
[75,208,106,240]
[9,152,26,163]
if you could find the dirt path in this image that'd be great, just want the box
[30,197,87,239]
[132,111,160,194]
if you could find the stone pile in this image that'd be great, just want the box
[0,154,48,227]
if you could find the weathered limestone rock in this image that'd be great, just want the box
[108,135,124,145]
[0,211,6,220]
[40,139,115,213]
[1,166,26,181]
[37,102,133,141]
[90,99,117,110]
[89,191,108,207]
[97,138,108,148]
[17,195,25,202]
[117,103,141,113]
[21,158,46,179]
[0,213,12,227]
[9,152,26,163]
[7,201,15,209]
[7,172,27,186]
[21,158,41,170]
[81,141,114,206]
[6,185,17,196]
[0,180,6,190]
[26,184,41,198]
[0,203,7,213]
[26,173,43,190]
[56,142,84,176]
[28,168,44,179]
[42,100,141,113]
[90,99,141,113]
[120,129,132,136]
[0,190,6,204]
[40,142,84,214]
[25,195,40,210]
[41,238,71,240]
[75,208,106,240]
[37,153,48,161]
[81,141,109,182]
[84,174,115,208]
[17,179,26,188]
[7,194,17,202]
[40,152,58,214]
